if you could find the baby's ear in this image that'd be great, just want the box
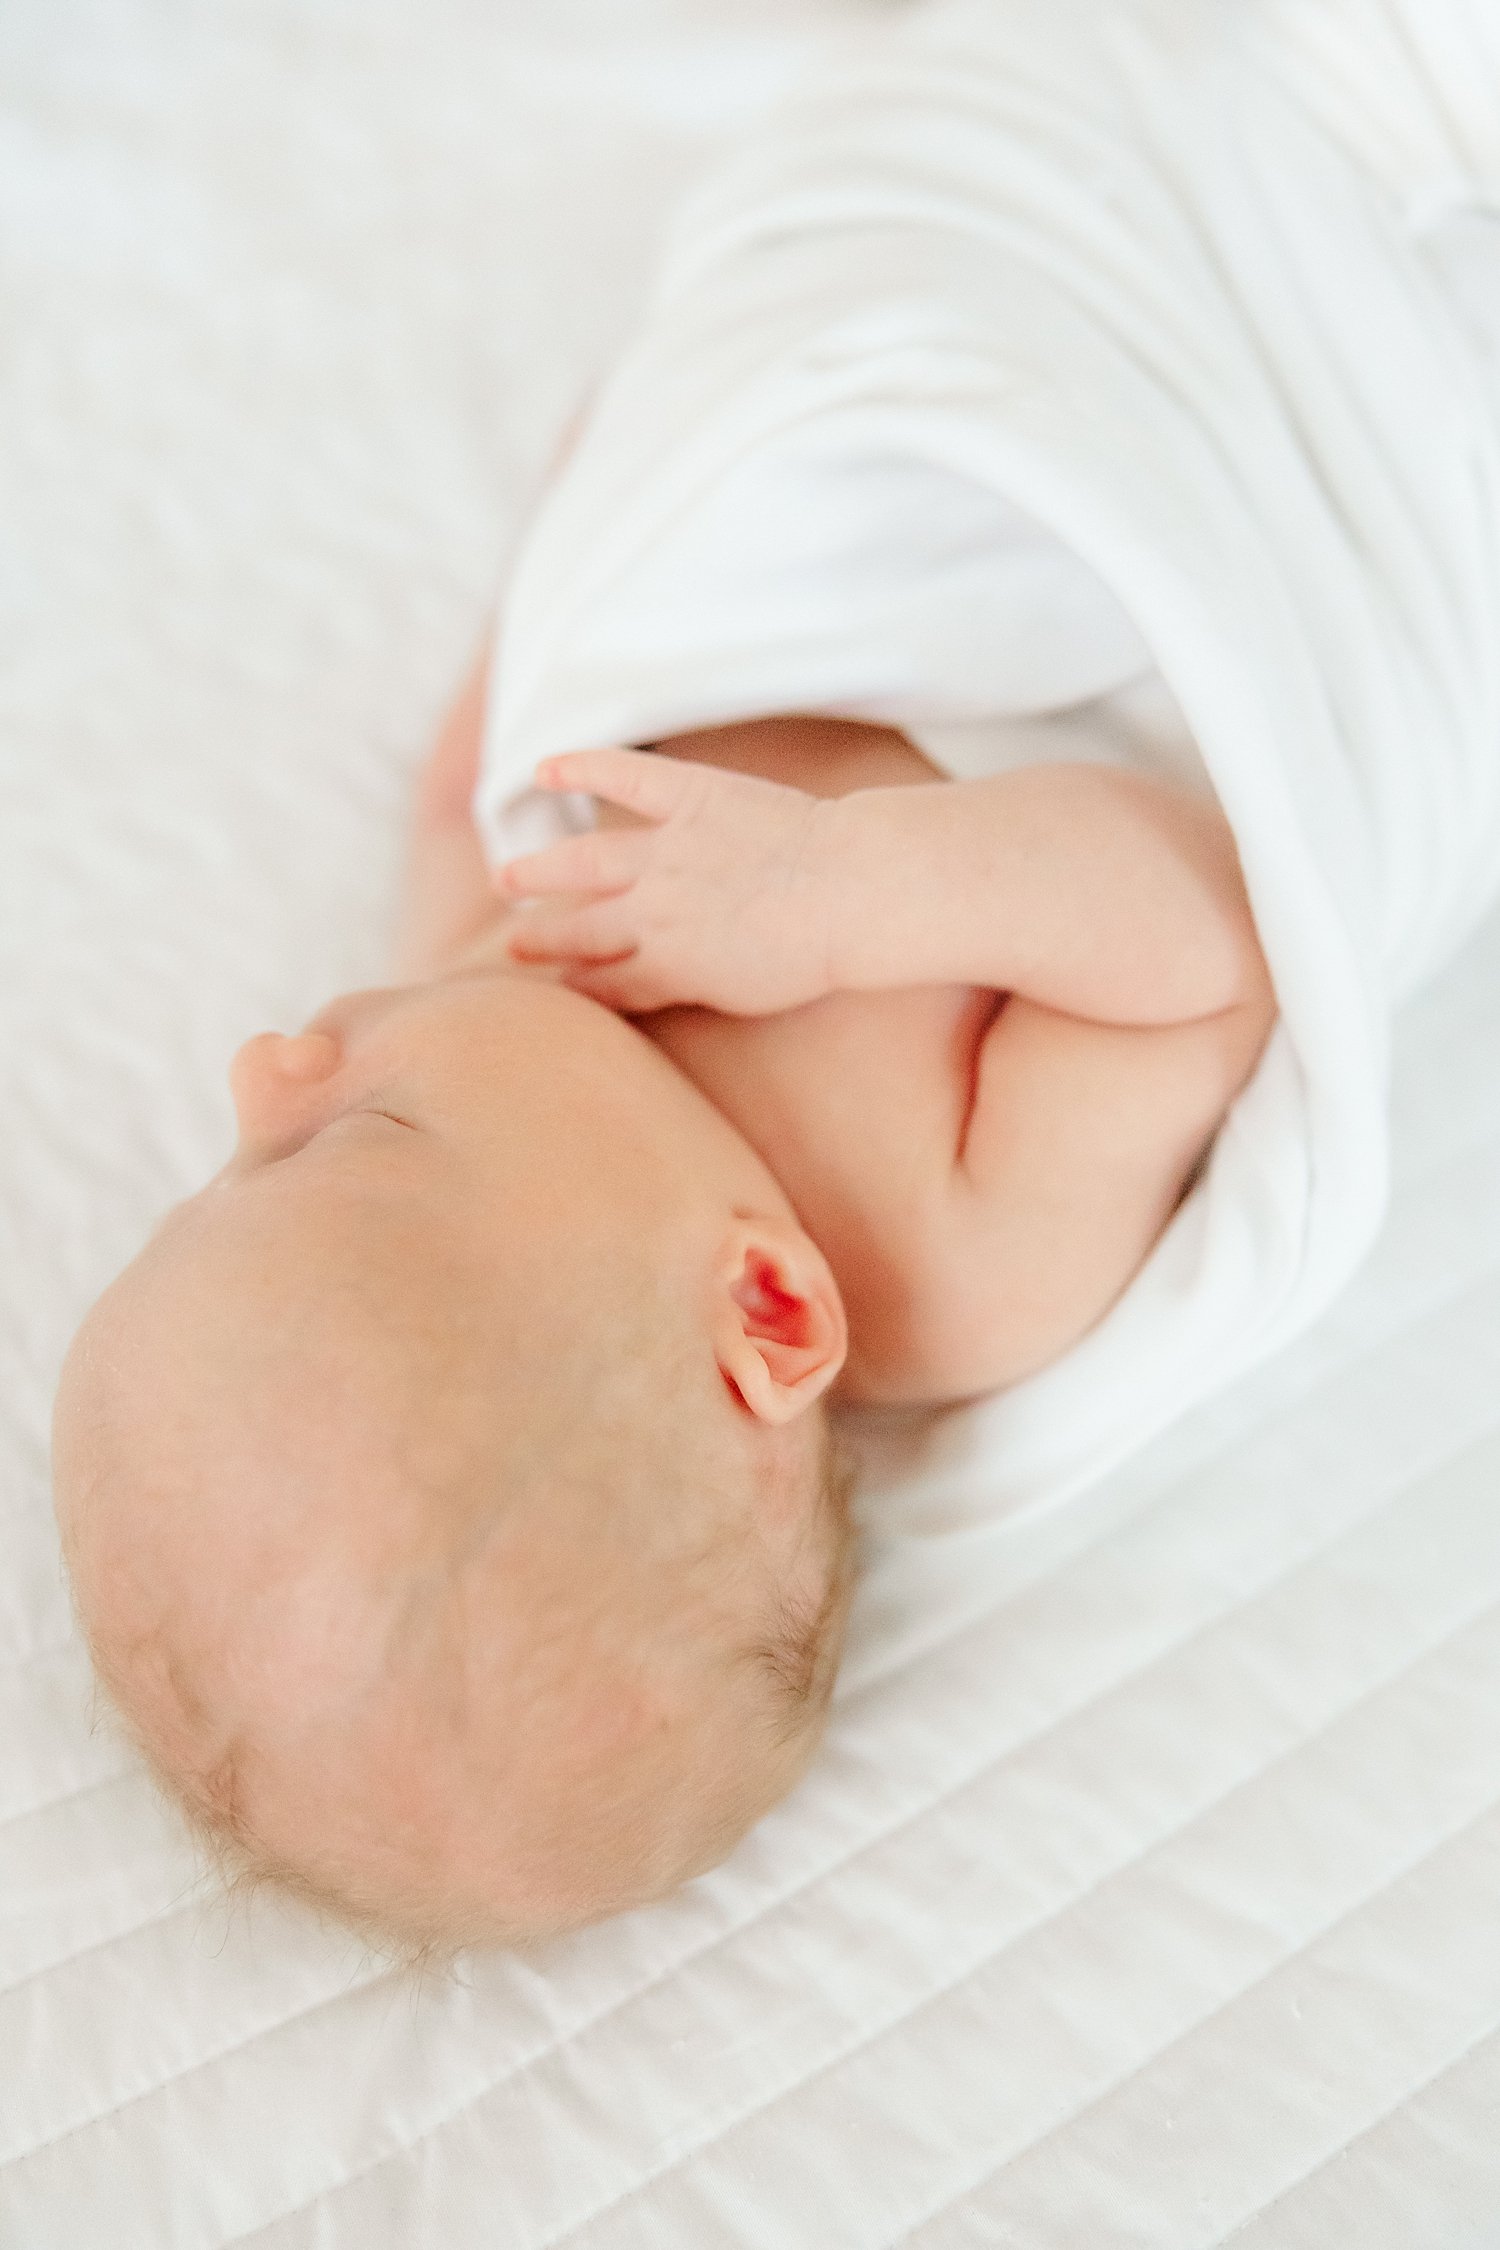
[713,1219,847,1426]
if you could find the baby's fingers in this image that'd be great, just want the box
[534,747,688,822]
[557,958,673,1015]
[495,828,648,900]
[505,898,638,966]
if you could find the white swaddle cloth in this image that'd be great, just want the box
[477,0,1500,1532]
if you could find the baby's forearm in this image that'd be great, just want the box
[501,746,1271,1025]
[825,766,1269,1026]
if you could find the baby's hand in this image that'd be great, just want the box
[495,749,838,1015]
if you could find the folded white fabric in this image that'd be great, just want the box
[477,0,1500,1532]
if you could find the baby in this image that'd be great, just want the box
[45,0,1500,1957]
[53,643,1273,1952]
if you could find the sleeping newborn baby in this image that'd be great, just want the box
[53,0,1499,1952]
[52,651,1272,1952]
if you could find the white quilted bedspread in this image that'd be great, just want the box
[4,4,1500,2245]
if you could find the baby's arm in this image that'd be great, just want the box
[830,766,1275,1379]
[501,747,1275,1387]
[499,748,1271,1029]
[824,763,1267,1026]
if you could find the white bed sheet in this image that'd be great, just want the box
[3,3,1500,2244]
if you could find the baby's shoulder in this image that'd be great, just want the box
[915,989,1273,1397]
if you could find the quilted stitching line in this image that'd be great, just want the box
[1,1953,396,2174]
[887,1806,1500,2246]
[215,1561,1500,2250]
[0,1764,143,1840]
[1216,2020,1500,2245]
[525,1634,1500,2249]
[0,1882,217,2023]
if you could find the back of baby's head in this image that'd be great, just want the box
[53,1182,853,1954]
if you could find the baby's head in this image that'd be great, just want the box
[53,959,853,1952]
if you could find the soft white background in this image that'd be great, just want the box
[3,3,1500,2243]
